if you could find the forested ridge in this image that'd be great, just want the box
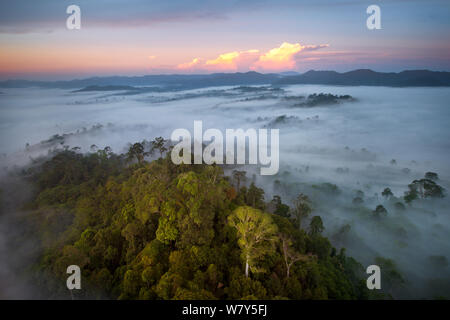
[13,143,374,300]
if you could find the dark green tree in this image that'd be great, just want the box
[151,137,168,158]
[292,193,312,229]
[381,187,393,199]
[373,205,388,217]
[309,216,325,236]
[424,172,438,181]
[232,170,246,193]
[127,142,145,164]
[270,195,290,218]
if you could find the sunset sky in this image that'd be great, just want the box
[0,0,449,79]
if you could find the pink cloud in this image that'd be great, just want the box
[175,42,329,72]
[177,58,202,70]
[252,42,329,71]
[205,50,259,71]
[176,50,259,72]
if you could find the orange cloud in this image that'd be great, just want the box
[177,50,260,72]
[252,42,329,71]
[175,42,328,72]
[177,58,201,70]
[206,51,241,66]
[205,50,259,71]
[0,40,331,77]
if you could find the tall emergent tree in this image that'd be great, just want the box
[404,177,445,202]
[127,142,146,164]
[309,216,324,236]
[151,137,168,158]
[279,233,309,278]
[270,195,290,218]
[292,193,312,229]
[232,170,246,193]
[228,206,278,278]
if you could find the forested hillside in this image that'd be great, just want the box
[17,144,371,300]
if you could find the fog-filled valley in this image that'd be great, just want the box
[1,84,449,299]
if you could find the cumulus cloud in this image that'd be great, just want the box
[177,58,202,70]
[252,42,329,71]
[176,42,329,72]
[205,50,260,71]
[177,50,260,72]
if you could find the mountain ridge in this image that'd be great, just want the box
[276,69,450,86]
[1,69,449,89]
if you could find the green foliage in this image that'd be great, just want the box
[404,183,419,204]
[127,142,145,164]
[242,183,266,210]
[150,137,168,158]
[23,145,369,300]
[312,183,340,195]
[292,193,312,229]
[374,257,405,297]
[232,170,246,192]
[381,188,393,199]
[404,175,446,203]
[270,195,290,218]
[373,205,388,217]
[228,206,278,278]
[425,172,439,181]
[309,216,325,236]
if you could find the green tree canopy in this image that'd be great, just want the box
[228,206,278,278]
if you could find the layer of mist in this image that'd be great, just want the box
[1,84,449,299]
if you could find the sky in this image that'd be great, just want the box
[0,0,449,79]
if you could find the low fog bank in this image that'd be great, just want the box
[0,172,42,299]
[1,84,449,298]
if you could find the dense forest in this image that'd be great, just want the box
[2,140,382,300]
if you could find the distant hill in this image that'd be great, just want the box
[278,71,301,76]
[0,71,281,90]
[73,85,141,92]
[275,69,450,86]
[1,69,449,89]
